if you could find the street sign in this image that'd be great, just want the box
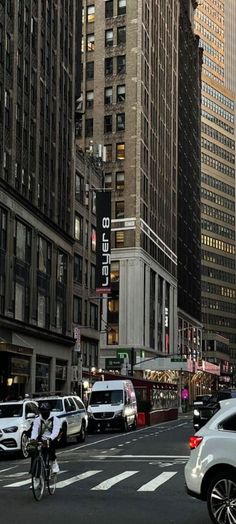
[116,349,131,360]
[105,358,123,370]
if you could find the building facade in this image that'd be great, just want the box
[0,0,79,398]
[78,0,180,370]
[194,0,235,385]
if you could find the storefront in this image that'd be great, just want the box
[0,343,32,400]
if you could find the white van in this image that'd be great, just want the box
[87,380,137,432]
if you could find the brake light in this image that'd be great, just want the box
[188,436,203,450]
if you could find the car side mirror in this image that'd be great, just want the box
[26,412,36,419]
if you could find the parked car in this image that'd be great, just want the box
[0,399,38,457]
[193,394,212,407]
[185,398,236,524]
[193,390,235,430]
[35,395,88,445]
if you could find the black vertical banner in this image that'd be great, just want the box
[96,191,111,293]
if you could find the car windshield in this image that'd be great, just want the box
[90,390,123,406]
[0,404,23,418]
[38,399,63,412]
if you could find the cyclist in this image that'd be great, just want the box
[30,402,61,473]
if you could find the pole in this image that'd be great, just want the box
[179,367,182,414]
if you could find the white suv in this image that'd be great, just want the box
[35,395,88,445]
[185,398,236,524]
[0,400,38,457]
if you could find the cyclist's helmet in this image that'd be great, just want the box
[39,402,51,420]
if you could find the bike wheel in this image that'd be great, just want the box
[32,458,45,501]
[47,469,57,495]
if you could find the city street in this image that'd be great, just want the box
[0,416,211,524]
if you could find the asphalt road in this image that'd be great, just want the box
[0,415,212,524]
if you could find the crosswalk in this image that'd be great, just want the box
[0,466,180,493]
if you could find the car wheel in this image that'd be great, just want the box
[207,471,236,524]
[60,423,68,447]
[77,421,86,443]
[21,432,29,458]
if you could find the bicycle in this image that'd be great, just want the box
[29,440,57,501]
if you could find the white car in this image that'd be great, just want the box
[0,399,38,457]
[185,398,236,524]
[35,395,88,445]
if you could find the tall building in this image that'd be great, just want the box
[0,0,79,398]
[177,0,202,357]
[194,0,236,385]
[79,0,180,368]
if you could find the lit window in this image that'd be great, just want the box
[87,33,95,52]
[75,215,83,243]
[116,143,125,160]
[87,5,95,23]
[91,227,96,252]
[86,90,94,109]
[115,231,124,247]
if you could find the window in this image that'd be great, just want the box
[105,87,113,105]
[105,57,113,76]
[85,118,93,137]
[105,0,113,18]
[115,201,124,218]
[90,304,98,329]
[38,236,51,274]
[104,115,112,133]
[4,90,10,128]
[221,414,236,432]
[73,296,82,324]
[57,252,67,284]
[87,5,95,23]
[117,85,125,103]
[75,172,84,203]
[116,171,124,190]
[116,113,125,131]
[117,55,126,74]
[91,227,96,252]
[15,282,25,321]
[15,221,31,262]
[105,29,113,47]
[6,33,11,72]
[117,26,126,45]
[86,61,94,80]
[86,90,94,109]
[116,143,125,160]
[108,326,119,344]
[115,231,124,247]
[87,34,95,52]
[105,173,112,189]
[74,255,82,284]
[118,0,126,15]
[90,264,96,289]
[104,144,112,162]
[37,293,46,328]
[75,214,83,243]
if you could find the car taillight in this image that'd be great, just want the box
[188,436,203,449]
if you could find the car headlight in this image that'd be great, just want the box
[193,409,200,417]
[88,412,93,418]
[114,410,124,418]
[3,426,18,433]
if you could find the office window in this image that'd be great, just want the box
[4,90,10,127]
[105,57,113,76]
[105,173,112,189]
[117,55,126,74]
[115,231,124,247]
[87,5,95,23]
[74,254,83,284]
[57,252,67,284]
[75,214,83,243]
[86,90,94,109]
[75,172,84,203]
[15,282,25,322]
[85,118,93,137]
[105,0,113,18]
[90,264,96,289]
[104,144,112,162]
[38,236,51,274]
[115,201,124,219]
[87,34,95,52]
[104,115,112,133]
[116,143,125,160]
[116,113,125,131]
[73,296,82,325]
[105,29,113,47]
[15,221,31,262]
[117,26,126,45]
[105,87,113,105]
[117,84,125,102]
[118,0,126,15]
[86,61,94,80]
[90,304,98,329]
[116,172,124,190]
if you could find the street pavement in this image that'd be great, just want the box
[0,415,212,524]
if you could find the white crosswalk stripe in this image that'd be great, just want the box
[91,471,138,491]
[4,470,67,488]
[56,470,102,489]
[138,472,177,492]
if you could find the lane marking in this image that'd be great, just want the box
[56,470,101,489]
[4,470,67,488]
[138,471,177,492]
[94,455,189,459]
[0,466,17,474]
[91,471,138,491]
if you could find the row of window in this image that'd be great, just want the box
[200,1,224,24]
[203,55,224,77]
[201,138,235,164]
[201,122,235,151]
[82,26,126,53]
[201,234,235,255]
[194,21,224,50]
[105,171,124,191]
[82,0,126,24]
[202,282,236,299]
[202,249,235,270]
[195,10,224,37]
[202,96,234,124]
[104,113,125,133]
[202,109,234,135]
[74,254,96,288]
[201,173,235,198]
[200,40,224,64]
[202,298,236,314]
[73,296,98,329]
[201,153,235,179]
[201,203,235,226]
[201,219,235,241]
[203,66,224,86]
[202,265,235,284]
[202,83,234,111]
[85,55,126,82]
[202,313,236,329]
[74,214,96,251]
